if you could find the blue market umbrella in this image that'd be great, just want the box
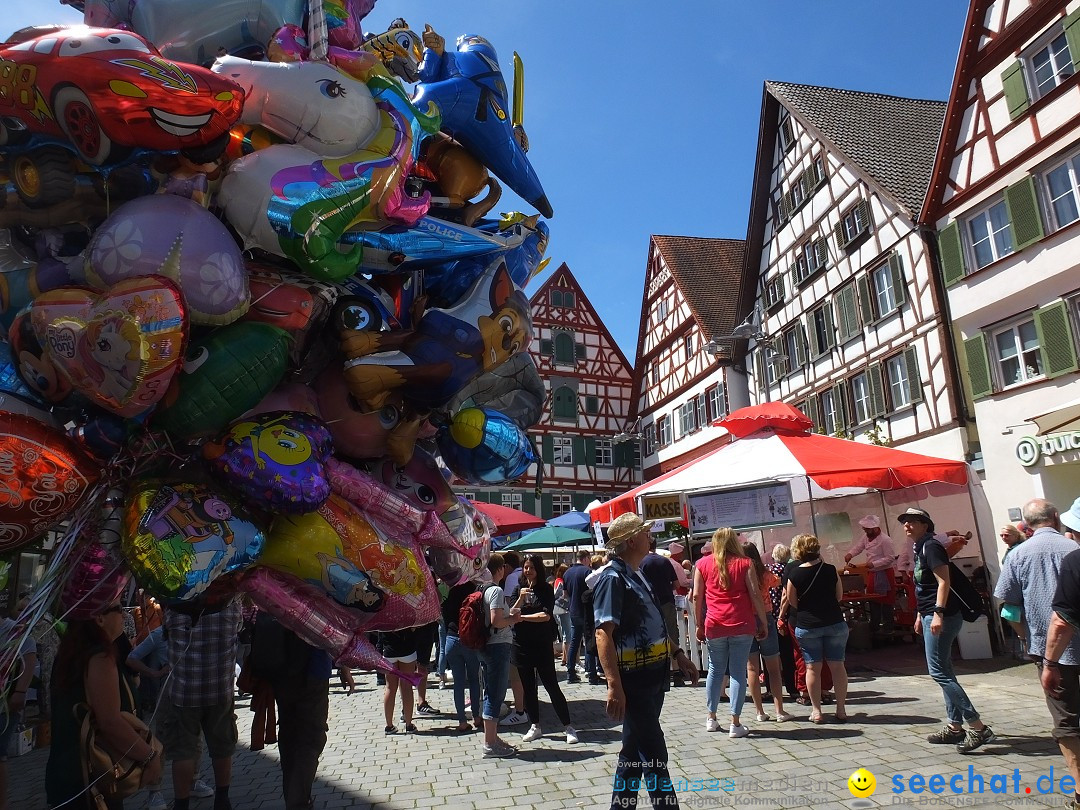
[502,526,594,551]
[546,510,591,531]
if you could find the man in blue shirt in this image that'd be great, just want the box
[595,513,697,810]
[562,549,596,683]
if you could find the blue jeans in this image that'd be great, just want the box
[444,634,481,724]
[922,613,980,724]
[478,642,512,721]
[610,681,678,809]
[569,614,596,678]
[436,620,448,677]
[705,634,753,718]
[556,612,572,645]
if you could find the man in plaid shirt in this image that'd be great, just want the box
[160,598,243,810]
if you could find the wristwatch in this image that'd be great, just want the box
[1044,659,1061,668]
[670,647,684,660]
[932,606,947,615]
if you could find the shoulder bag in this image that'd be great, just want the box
[77,673,163,805]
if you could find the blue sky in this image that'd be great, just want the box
[11,1,969,358]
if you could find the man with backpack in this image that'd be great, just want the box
[564,549,598,684]
[903,507,995,754]
[463,552,529,758]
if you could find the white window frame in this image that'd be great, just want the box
[501,491,522,509]
[1026,27,1075,101]
[885,354,913,410]
[763,276,784,309]
[595,438,613,467]
[650,362,659,386]
[991,317,1045,389]
[871,262,898,317]
[1042,149,1080,231]
[684,334,694,360]
[821,389,839,434]
[707,385,726,422]
[779,112,796,152]
[842,205,868,243]
[851,372,871,425]
[551,494,573,516]
[658,415,672,447]
[656,299,669,322]
[678,400,697,436]
[810,306,831,357]
[643,427,655,457]
[553,436,574,465]
[966,198,1013,269]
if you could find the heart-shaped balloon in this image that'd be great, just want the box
[203,411,333,514]
[30,276,187,418]
[0,411,101,553]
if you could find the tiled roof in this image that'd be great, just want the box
[766,81,946,219]
[651,235,746,339]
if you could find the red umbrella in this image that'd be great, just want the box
[469,500,546,534]
[715,402,813,437]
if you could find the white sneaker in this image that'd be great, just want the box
[565,725,579,744]
[499,710,529,726]
[147,791,167,810]
[192,779,215,798]
[522,724,543,742]
[756,713,770,722]
[705,717,720,732]
[775,712,795,723]
[729,723,750,738]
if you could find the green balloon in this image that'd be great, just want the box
[155,323,291,440]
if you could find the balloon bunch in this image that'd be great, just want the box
[0,0,551,680]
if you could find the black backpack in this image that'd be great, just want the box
[948,562,985,622]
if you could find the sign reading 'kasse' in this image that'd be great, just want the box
[687,483,795,532]
[643,494,684,524]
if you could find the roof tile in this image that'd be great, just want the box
[651,235,747,339]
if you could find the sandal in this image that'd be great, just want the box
[454,723,472,732]
[384,725,397,734]
[795,696,812,706]
[809,713,826,725]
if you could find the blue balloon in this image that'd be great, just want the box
[438,407,537,484]
[413,35,552,218]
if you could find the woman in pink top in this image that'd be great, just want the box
[693,528,768,738]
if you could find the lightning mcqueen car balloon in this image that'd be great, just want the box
[0,27,244,165]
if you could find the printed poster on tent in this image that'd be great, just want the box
[687,483,794,532]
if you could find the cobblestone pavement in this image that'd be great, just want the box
[11,645,1072,809]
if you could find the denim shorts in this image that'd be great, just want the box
[795,621,849,663]
[750,615,780,658]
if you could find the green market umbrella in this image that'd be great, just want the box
[502,526,594,551]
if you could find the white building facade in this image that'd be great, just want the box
[923,0,1080,524]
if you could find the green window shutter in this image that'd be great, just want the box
[962,334,993,400]
[1035,300,1079,377]
[573,493,589,511]
[552,387,577,419]
[888,252,907,309]
[575,342,587,361]
[554,332,575,363]
[572,437,586,465]
[855,275,873,326]
[541,493,553,517]
[800,167,815,197]
[856,200,872,236]
[904,346,923,404]
[613,441,629,467]
[814,237,829,269]
[1066,8,1080,71]
[834,220,847,252]
[822,303,836,350]
[833,380,849,428]
[776,274,785,301]
[585,437,597,464]
[805,314,820,358]
[542,434,554,463]
[795,325,809,367]
[1001,60,1030,120]
[836,285,858,341]
[1004,175,1045,250]
[867,363,887,417]
[522,492,536,514]
[937,221,967,286]
[804,394,822,432]
[540,338,553,356]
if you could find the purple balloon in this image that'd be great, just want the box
[86,195,249,326]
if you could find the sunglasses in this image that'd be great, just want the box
[101,605,124,615]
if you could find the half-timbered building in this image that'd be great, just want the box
[631,236,751,480]
[465,263,641,519]
[922,0,1080,524]
[743,81,971,462]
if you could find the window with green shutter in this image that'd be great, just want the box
[552,386,577,420]
[553,331,575,363]
[585,396,598,414]
[541,493,553,517]
[805,313,820,358]
[963,334,993,400]
[804,394,822,432]
[888,252,907,309]
[585,437,596,465]
[542,434,554,463]
[1004,175,1045,250]
[572,437,586,466]
[1066,8,1080,71]
[1002,61,1030,120]
[903,346,923,404]
[837,284,859,342]
[855,274,874,326]
[867,363,886,417]
[540,338,553,356]
[936,221,967,286]
[833,379,850,428]
[1034,300,1079,377]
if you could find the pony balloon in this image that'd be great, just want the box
[203,411,334,513]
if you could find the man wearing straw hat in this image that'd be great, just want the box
[844,515,896,637]
[595,513,698,810]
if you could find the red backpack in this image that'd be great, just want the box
[459,584,494,650]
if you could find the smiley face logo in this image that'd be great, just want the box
[847,768,876,798]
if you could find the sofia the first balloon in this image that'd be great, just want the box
[123,482,265,602]
[203,411,333,513]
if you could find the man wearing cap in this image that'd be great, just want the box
[845,515,896,637]
[594,513,698,810]
[901,507,995,754]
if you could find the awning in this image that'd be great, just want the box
[1027,395,1080,435]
